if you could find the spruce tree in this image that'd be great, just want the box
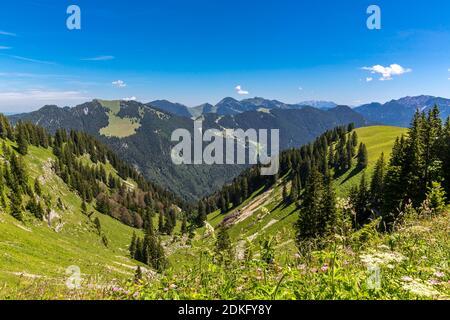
[158,211,164,234]
[290,175,298,202]
[282,183,288,202]
[357,143,368,169]
[215,226,232,261]
[129,232,137,258]
[10,193,23,221]
[295,168,326,244]
[134,266,143,284]
[16,125,28,156]
[181,215,188,234]
[370,153,385,212]
[34,178,42,197]
[351,173,372,227]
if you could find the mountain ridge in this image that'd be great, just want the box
[9,99,367,201]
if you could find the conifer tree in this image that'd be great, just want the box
[351,173,372,227]
[296,168,336,245]
[290,175,299,202]
[34,178,42,197]
[215,226,232,261]
[158,211,164,233]
[357,143,368,169]
[370,153,385,212]
[181,215,188,234]
[10,193,23,221]
[16,125,28,156]
[282,183,288,202]
[134,266,143,284]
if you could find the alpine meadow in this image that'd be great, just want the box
[0,0,449,308]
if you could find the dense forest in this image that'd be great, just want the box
[0,114,185,232]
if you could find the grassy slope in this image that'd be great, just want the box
[0,142,143,297]
[334,126,407,196]
[98,100,141,138]
[138,126,447,300]
[169,126,409,267]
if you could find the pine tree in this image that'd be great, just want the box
[242,177,249,200]
[34,178,42,197]
[93,217,102,235]
[351,173,372,227]
[129,232,137,258]
[370,153,385,212]
[215,226,232,261]
[134,266,143,284]
[321,174,337,235]
[296,168,330,245]
[10,193,23,221]
[357,143,368,169]
[16,125,28,156]
[197,201,207,225]
[181,215,188,234]
[81,201,87,215]
[282,183,288,202]
[158,211,164,233]
[219,196,227,214]
[426,181,447,215]
[134,238,143,262]
[442,117,450,195]
[290,175,299,202]
[351,131,358,148]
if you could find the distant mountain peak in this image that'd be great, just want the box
[298,100,338,109]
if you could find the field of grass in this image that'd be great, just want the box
[334,126,408,196]
[0,142,143,298]
[122,210,450,300]
[98,100,141,138]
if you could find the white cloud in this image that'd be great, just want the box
[123,96,137,101]
[7,55,55,65]
[82,55,115,61]
[362,64,412,81]
[112,80,127,88]
[366,77,373,82]
[0,89,90,112]
[298,86,303,91]
[0,31,16,37]
[235,85,249,95]
[0,89,87,101]
[0,46,11,50]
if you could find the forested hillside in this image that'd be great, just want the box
[0,114,184,296]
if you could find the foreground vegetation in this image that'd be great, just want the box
[4,206,447,300]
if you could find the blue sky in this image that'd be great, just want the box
[1,0,450,112]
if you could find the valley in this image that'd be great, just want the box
[1,99,449,300]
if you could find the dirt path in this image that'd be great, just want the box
[230,188,274,226]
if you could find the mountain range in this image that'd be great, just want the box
[148,95,450,128]
[9,94,450,200]
[354,95,450,127]
[9,99,367,201]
